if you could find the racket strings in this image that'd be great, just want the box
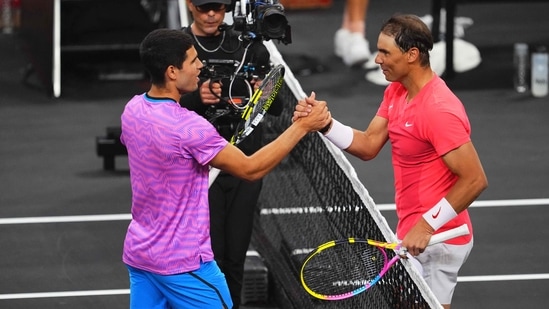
[252,67,284,115]
[231,65,284,144]
[302,242,387,297]
[259,71,278,98]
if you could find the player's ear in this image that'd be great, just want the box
[407,47,420,64]
[166,65,178,80]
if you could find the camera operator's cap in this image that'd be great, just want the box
[191,0,232,5]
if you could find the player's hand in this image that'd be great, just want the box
[293,92,331,133]
[292,91,316,122]
[251,76,262,91]
[400,219,435,256]
[200,79,222,105]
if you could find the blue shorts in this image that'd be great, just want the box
[127,260,233,309]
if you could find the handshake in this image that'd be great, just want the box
[292,91,333,134]
[293,92,354,151]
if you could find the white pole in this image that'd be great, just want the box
[52,0,61,98]
[178,0,189,27]
[2,0,13,34]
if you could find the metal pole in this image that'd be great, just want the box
[2,0,13,34]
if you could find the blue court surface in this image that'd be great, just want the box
[1,1,548,308]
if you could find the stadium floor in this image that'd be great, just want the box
[1,1,548,308]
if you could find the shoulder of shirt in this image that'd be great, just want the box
[384,82,404,96]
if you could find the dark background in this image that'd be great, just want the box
[1,0,548,308]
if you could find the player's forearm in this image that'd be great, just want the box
[241,123,308,181]
[446,173,488,213]
[344,130,385,161]
[322,116,387,161]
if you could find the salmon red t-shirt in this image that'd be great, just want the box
[376,76,473,245]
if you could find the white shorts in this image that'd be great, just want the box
[414,238,474,305]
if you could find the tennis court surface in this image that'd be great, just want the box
[1,1,548,308]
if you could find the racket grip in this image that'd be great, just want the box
[428,224,470,245]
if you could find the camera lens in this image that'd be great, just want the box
[262,12,287,38]
[258,5,288,39]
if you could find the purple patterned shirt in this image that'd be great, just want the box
[120,93,227,275]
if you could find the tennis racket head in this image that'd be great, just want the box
[230,64,285,145]
[300,225,470,301]
[300,238,393,301]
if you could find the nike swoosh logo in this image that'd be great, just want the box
[405,122,413,127]
[432,207,442,219]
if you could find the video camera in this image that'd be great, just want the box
[232,0,291,44]
[196,1,290,125]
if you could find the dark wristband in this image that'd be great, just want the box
[319,120,333,134]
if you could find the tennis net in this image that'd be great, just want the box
[251,41,443,309]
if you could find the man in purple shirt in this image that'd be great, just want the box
[120,28,331,308]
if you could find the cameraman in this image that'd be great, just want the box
[179,1,283,308]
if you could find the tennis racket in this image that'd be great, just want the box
[300,223,470,301]
[209,64,285,187]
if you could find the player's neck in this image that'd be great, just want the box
[403,68,435,101]
[147,85,181,103]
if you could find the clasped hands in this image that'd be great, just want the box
[292,92,332,133]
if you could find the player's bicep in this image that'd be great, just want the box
[441,142,484,177]
[441,141,488,211]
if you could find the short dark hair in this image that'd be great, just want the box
[139,28,195,85]
[380,14,433,67]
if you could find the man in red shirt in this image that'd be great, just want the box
[295,14,488,309]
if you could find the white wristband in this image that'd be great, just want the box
[324,119,353,149]
[422,198,457,231]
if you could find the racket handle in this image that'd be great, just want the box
[209,167,221,187]
[428,224,470,245]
